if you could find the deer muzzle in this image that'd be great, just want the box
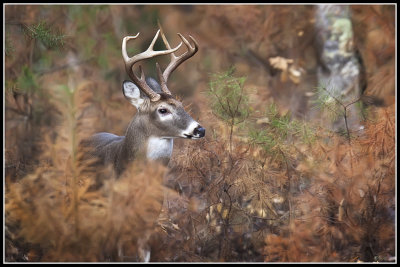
[193,126,206,138]
[182,121,205,139]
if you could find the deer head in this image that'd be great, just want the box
[121,29,205,140]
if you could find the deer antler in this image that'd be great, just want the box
[122,30,182,101]
[157,27,199,95]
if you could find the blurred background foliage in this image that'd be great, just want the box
[4,4,396,263]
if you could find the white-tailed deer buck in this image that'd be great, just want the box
[84,29,205,177]
[80,29,204,262]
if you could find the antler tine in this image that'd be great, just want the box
[160,32,199,84]
[122,30,183,101]
[159,26,173,51]
[156,62,171,95]
[147,29,162,52]
[122,33,140,63]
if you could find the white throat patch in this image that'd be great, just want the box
[146,136,173,160]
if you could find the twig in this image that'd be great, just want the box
[320,86,361,143]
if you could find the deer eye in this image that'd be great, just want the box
[158,108,169,114]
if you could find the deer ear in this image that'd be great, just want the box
[122,80,145,108]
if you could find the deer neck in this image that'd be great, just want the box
[122,116,173,165]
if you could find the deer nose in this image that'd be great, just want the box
[194,126,205,138]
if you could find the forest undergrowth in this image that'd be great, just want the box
[5,66,395,262]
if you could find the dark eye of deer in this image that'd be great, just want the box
[158,108,169,114]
